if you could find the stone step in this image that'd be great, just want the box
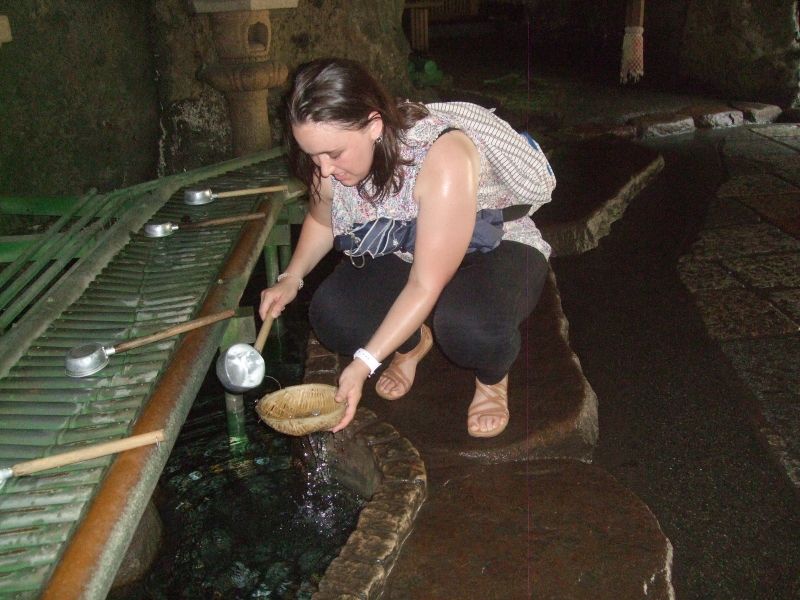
[310,401,672,600]
[343,266,597,469]
[537,136,664,256]
[301,132,674,600]
[304,263,672,598]
[382,460,674,600]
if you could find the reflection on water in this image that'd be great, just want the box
[112,303,363,599]
[111,392,364,599]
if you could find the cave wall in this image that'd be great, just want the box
[0,1,160,196]
[153,0,412,174]
[678,0,800,106]
[1,0,796,202]
[0,0,411,200]
[524,0,800,107]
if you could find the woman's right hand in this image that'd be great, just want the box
[258,279,299,321]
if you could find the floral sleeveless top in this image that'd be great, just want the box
[330,102,554,262]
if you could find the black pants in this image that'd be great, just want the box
[309,241,549,384]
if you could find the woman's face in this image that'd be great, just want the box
[292,116,382,187]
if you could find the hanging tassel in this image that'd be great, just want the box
[620,25,644,83]
[620,0,645,84]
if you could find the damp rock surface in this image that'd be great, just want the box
[382,461,673,600]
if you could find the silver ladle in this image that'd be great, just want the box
[143,212,266,238]
[65,309,236,377]
[216,314,274,392]
[183,184,288,206]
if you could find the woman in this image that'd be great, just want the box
[259,58,555,438]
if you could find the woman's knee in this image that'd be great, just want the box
[308,283,353,353]
[433,312,520,365]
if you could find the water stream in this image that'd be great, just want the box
[110,314,365,599]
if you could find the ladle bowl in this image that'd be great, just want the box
[144,222,179,238]
[184,189,215,205]
[216,343,266,393]
[65,342,115,377]
[216,315,273,392]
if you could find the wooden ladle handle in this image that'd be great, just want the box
[183,213,265,229]
[114,309,236,353]
[10,430,165,477]
[254,315,274,354]
[214,184,288,199]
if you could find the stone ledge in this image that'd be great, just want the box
[628,112,696,138]
[352,267,599,468]
[730,101,783,124]
[538,136,665,256]
[682,104,744,128]
[625,101,785,139]
[300,286,601,595]
[303,337,427,600]
[382,460,676,599]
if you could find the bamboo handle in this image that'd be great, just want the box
[254,315,274,354]
[626,0,644,26]
[114,309,236,353]
[184,213,265,229]
[11,430,166,477]
[214,184,289,199]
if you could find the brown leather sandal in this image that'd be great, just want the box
[375,324,433,401]
[467,375,509,438]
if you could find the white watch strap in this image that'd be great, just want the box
[353,348,381,376]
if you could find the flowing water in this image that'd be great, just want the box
[111,296,365,599]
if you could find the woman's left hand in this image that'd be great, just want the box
[330,359,372,433]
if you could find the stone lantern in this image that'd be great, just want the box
[191,0,298,156]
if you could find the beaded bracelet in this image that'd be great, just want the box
[277,272,304,290]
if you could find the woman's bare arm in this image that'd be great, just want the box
[365,130,478,356]
[332,131,480,430]
[259,177,334,320]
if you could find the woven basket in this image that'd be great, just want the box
[256,384,344,436]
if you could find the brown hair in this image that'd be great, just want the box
[284,58,428,204]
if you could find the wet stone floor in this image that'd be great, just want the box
[421,18,800,599]
[550,128,800,599]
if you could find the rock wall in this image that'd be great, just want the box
[0,1,160,196]
[0,0,411,200]
[1,1,795,200]
[154,0,412,174]
[678,0,800,107]
[523,0,799,107]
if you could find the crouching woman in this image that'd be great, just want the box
[259,58,556,438]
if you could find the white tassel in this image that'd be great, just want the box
[620,25,644,84]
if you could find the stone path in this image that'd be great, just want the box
[677,123,800,488]
[295,20,800,594]
[305,113,800,600]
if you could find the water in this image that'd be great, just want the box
[111,277,365,598]
[110,383,364,599]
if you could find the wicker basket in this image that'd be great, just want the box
[256,384,344,436]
